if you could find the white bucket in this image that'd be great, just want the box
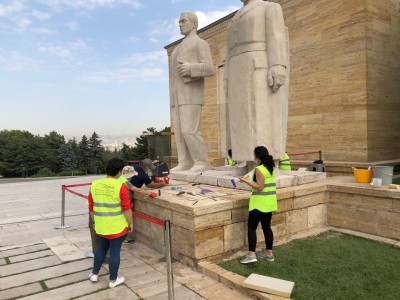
[372,166,394,185]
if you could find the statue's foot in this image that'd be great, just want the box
[170,164,191,172]
[189,163,210,173]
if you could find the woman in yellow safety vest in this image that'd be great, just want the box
[238,146,277,264]
[87,158,134,288]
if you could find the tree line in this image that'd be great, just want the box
[0,127,170,178]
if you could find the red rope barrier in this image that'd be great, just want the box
[289,151,320,157]
[64,183,92,188]
[64,187,88,199]
[132,211,165,227]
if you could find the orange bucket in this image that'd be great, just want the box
[352,167,373,183]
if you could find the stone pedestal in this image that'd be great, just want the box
[133,170,328,266]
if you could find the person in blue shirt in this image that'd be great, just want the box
[129,158,167,189]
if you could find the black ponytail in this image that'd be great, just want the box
[254,146,275,175]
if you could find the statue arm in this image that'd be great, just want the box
[265,3,288,92]
[188,40,214,78]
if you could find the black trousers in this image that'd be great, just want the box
[248,209,273,252]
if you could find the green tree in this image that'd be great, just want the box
[121,143,135,163]
[43,131,66,173]
[67,137,78,157]
[77,135,91,173]
[131,127,156,160]
[103,148,121,166]
[0,130,48,177]
[58,144,77,172]
[88,132,104,174]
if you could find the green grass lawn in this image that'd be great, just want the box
[219,231,400,299]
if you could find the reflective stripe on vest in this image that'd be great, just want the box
[91,178,128,235]
[279,153,291,170]
[249,165,277,213]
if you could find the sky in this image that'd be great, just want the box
[0,0,240,139]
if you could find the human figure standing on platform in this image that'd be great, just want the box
[238,146,277,264]
[170,12,214,173]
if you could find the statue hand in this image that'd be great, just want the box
[267,65,286,93]
[177,63,191,77]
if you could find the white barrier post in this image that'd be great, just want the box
[55,185,70,229]
[165,220,174,300]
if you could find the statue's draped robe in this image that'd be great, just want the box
[225,0,289,161]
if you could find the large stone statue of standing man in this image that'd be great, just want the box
[225,0,289,172]
[170,12,214,172]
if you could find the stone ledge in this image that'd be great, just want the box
[170,170,327,191]
[197,261,288,300]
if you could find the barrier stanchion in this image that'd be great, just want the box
[165,220,174,300]
[54,185,70,229]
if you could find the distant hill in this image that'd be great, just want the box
[65,134,138,150]
[99,135,138,150]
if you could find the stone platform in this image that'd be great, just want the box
[133,170,328,266]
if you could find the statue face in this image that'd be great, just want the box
[179,14,196,36]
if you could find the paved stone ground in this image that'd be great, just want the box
[0,176,252,300]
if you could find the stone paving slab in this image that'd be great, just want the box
[48,243,84,262]
[0,258,5,266]
[0,283,43,300]
[9,249,53,263]
[133,278,181,298]
[74,285,140,300]
[44,270,106,289]
[0,243,48,258]
[19,278,111,300]
[0,259,93,290]
[0,255,62,277]
[146,285,205,300]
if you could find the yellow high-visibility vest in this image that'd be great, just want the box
[279,153,291,170]
[91,178,128,235]
[249,165,277,213]
[226,156,238,166]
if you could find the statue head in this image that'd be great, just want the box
[179,12,198,36]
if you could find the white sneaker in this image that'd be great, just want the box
[240,255,257,264]
[109,276,124,288]
[88,273,98,282]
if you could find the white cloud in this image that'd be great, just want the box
[31,27,57,34]
[149,37,160,43]
[66,21,79,31]
[126,36,140,44]
[121,50,167,66]
[80,67,165,83]
[39,40,88,60]
[38,0,143,10]
[32,10,50,21]
[0,1,25,17]
[17,18,32,31]
[0,50,40,72]
[196,6,239,29]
